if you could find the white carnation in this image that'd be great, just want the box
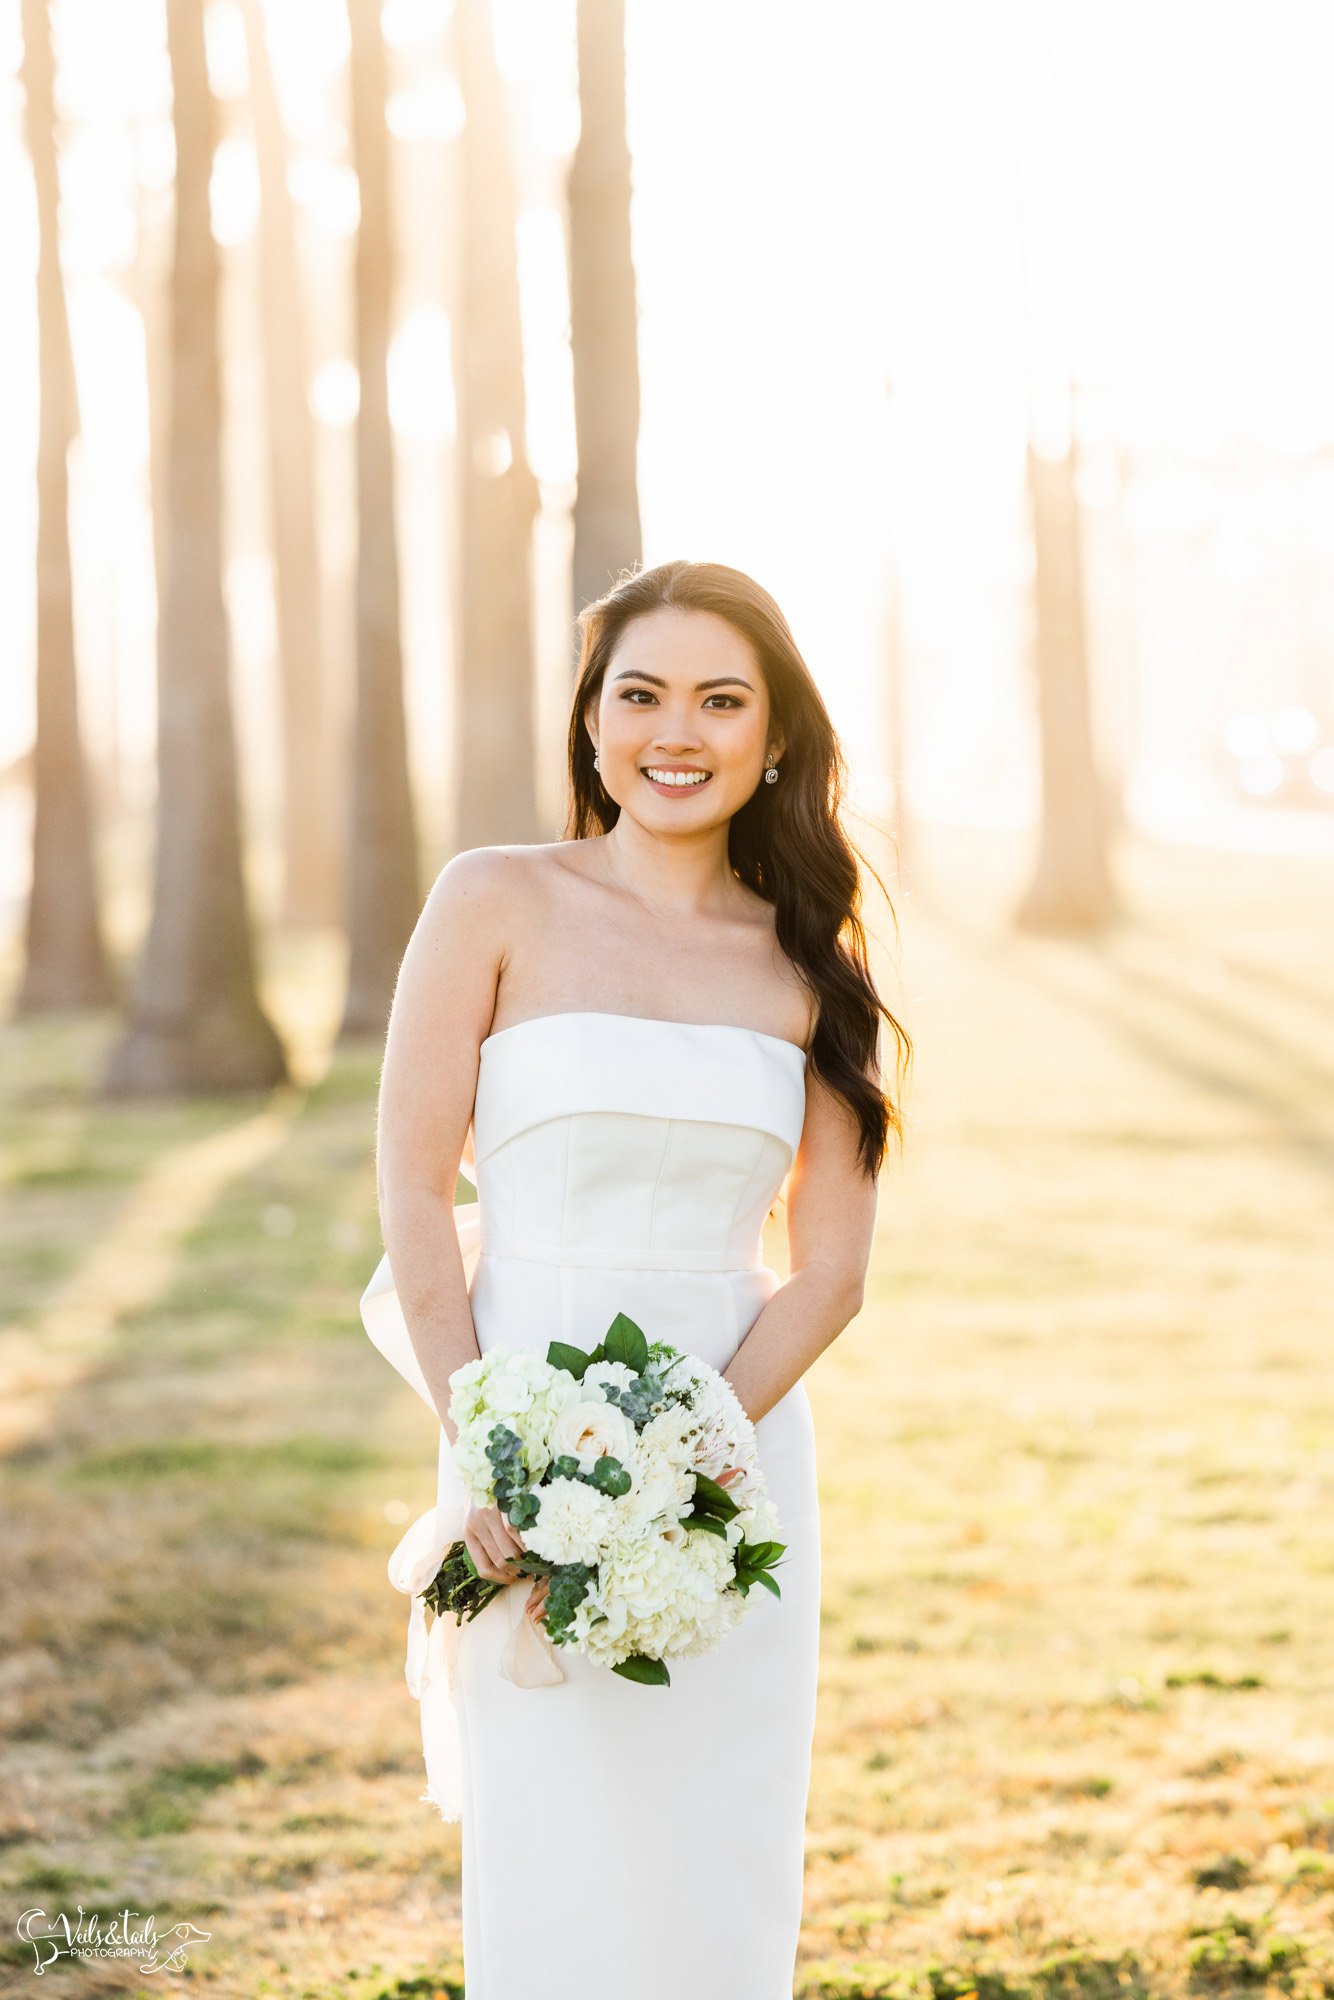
[582,1360,639,1399]
[620,1448,695,1529]
[524,1476,619,1565]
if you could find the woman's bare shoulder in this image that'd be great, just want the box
[422,841,591,957]
[430,841,577,902]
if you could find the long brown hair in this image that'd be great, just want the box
[564,560,911,1179]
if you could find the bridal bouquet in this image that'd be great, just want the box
[420,1312,786,1683]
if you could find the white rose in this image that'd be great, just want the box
[550,1398,637,1472]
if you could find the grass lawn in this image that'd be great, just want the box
[1,825,1331,1999]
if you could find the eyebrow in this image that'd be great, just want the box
[610,670,756,693]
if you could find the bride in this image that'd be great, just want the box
[363,559,909,1998]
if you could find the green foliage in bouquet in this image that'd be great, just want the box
[686,1468,786,1594]
[485,1421,539,1527]
[731,1539,787,1598]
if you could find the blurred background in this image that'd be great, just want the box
[2,3,1332,1996]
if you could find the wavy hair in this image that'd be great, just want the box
[564,560,911,1179]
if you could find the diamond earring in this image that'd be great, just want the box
[764,756,778,785]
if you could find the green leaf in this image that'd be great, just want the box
[612,1652,671,1686]
[684,1514,728,1539]
[602,1313,649,1373]
[589,1454,631,1496]
[546,1340,593,1379]
[689,1470,740,1521]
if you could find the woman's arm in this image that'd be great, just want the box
[722,1055,880,1427]
[374,846,514,1447]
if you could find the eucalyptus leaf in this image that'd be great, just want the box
[589,1455,631,1496]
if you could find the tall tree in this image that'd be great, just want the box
[1015,419,1116,931]
[104,0,287,1093]
[568,0,642,632]
[241,0,340,931]
[339,0,421,1037]
[16,0,115,1014]
[450,0,541,847]
[1012,23,1115,932]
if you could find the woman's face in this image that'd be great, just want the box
[587,607,782,828]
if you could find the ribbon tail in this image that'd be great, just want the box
[404,1591,431,1697]
[500,1583,567,1687]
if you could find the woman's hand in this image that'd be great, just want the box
[463,1501,528,1584]
[526,1575,551,1627]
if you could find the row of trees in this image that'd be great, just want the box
[15,0,645,1092]
[15,0,1121,1103]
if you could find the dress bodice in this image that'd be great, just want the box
[468,1012,808,1271]
[361,1011,808,1408]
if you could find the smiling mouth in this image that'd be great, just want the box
[640,767,714,790]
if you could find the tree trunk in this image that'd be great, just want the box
[132,178,172,653]
[1015,433,1117,932]
[15,0,116,1013]
[882,553,910,894]
[338,0,422,1037]
[568,0,641,635]
[241,0,340,931]
[450,0,541,846]
[103,0,287,1094]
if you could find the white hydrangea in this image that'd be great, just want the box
[523,1476,619,1566]
[447,1349,582,1503]
[741,1491,781,1543]
[571,1526,747,1666]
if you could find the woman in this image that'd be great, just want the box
[362,559,910,1999]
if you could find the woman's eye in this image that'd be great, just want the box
[617,689,742,709]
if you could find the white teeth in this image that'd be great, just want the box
[644,768,710,786]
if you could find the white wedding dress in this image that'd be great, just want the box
[360,1011,820,1999]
